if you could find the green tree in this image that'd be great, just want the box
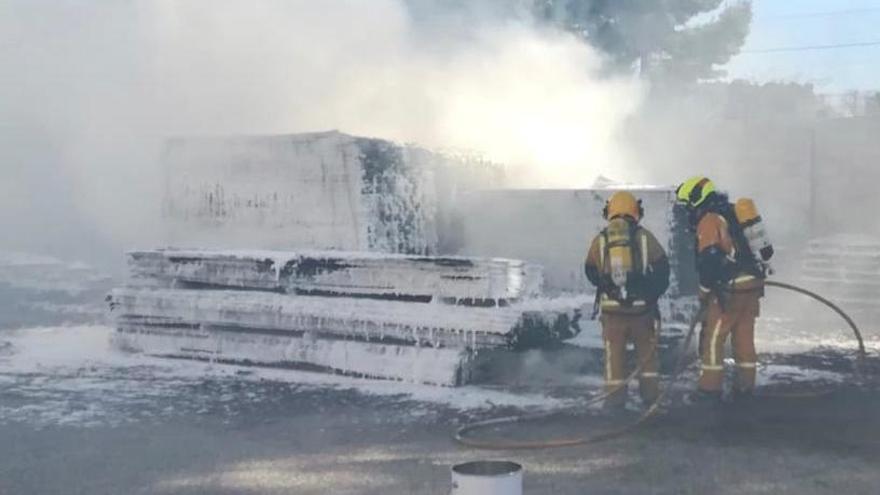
[536,0,752,83]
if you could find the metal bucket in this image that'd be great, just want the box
[451,460,523,495]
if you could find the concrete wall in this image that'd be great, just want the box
[812,117,880,237]
[628,85,880,250]
[627,116,814,248]
[455,187,693,295]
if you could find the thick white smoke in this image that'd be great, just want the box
[0,0,642,259]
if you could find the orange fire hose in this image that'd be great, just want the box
[454,280,867,450]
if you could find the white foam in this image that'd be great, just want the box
[0,326,568,428]
[756,364,844,386]
[0,251,64,267]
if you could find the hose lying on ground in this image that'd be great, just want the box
[454,280,867,450]
[757,280,868,398]
[764,280,866,361]
[453,306,702,450]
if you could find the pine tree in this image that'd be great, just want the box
[536,0,752,83]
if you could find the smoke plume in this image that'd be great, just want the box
[0,0,642,261]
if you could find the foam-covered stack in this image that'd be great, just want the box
[160,131,501,256]
[109,249,582,386]
[126,249,542,304]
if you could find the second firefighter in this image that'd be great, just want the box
[676,176,774,403]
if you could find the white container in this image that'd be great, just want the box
[451,460,523,495]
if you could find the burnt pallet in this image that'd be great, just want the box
[127,249,541,304]
[108,288,585,350]
[113,325,473,386]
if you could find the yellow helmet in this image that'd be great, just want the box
[603,191,643,221]
[676,176,716,208]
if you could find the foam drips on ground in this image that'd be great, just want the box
[1,311,874,429]
[0,326,570,428]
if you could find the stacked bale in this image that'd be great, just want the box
[109,249,582,386]
[161,131,501,255]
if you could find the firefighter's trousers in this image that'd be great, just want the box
[600,310,660,408]
[698,290,761,394]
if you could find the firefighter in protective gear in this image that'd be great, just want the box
[584,191,671,409]
[676,176,773,402]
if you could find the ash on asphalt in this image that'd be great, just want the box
[2,272,880,494]
[3,343,880,495]
[3,379,880,495]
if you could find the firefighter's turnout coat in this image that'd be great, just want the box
[584,219,670,407]
[695,211,764,395]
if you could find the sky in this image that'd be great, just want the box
[727,0,880,91]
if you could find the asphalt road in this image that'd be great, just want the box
[2,354,880,495]
[2,268,879,494]
[0,387,880,495]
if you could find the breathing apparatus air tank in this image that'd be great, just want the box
[734,198,774,274]
[604,217,635,299]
